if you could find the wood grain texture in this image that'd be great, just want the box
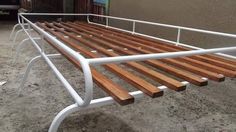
[37,22,134,105]
[61,22,208,86]
[39,22,164,98]
[51,22,186,91]
[67,22,225,82]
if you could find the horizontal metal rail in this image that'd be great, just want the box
[20,13,236,39]
[87,46,236,65]
[20,13,236,59]
[89,14,236,39]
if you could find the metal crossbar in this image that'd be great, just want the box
[10,13,236,132]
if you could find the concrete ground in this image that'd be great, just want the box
[0,21,236,132]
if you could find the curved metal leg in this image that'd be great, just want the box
[13,29,33,44]
[13,29,24,44]
[18,54,62,95]
[9,24,20,40]
[18,55,42,95]
[48,96,119,132]
[12,38,31,64]
[49,104,80,132]
[10,23,29,41]
[12,37,41,64]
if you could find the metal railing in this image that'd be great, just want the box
[87,13,236,59]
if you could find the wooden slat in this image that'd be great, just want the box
[80,22,236,69]
[61,22,208,86]
[39,22,164,98]
[40,36,135,105]
[51,22,186,91]
[68,22,225,82]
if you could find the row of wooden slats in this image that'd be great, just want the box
[36,21,236,105]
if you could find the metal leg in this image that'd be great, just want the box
[48,81,190,132]
[13,29,33,44]
[48,98,116,132]
[18,55,42,95]
[12,37,41,64]
[18,54,62,96]
[13,29,24,44]
[9,24,20,40]
[49,104,79,132]
[10,23,29,41]
[49,91,144,132]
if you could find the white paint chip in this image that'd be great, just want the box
[64,36,69,38]
[0,81,7,86]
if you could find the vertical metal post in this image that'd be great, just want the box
[132,21,136,34]
[21,17,24,25]
[86,15,90,23]
[106,17,109,28]
[27,23,31,36]
[176,28,181,46]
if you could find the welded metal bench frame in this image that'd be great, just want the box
[10,13,236,132]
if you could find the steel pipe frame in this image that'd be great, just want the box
[13,35,89,105]
[19,13,236,61]
[18,13,94,107]
[19,13,236,59]
[13,28,34,44]
[10,23,29,40]
[14,23,189,132]
[16,13,236,131]
[12,37,41,64]
[49,81,189,132]
[18,54,62,95]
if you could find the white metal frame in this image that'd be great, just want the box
[10,13,236,132]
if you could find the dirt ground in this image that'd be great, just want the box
[0,21,236,132]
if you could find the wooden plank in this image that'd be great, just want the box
[40,36,135,105]
[80,22,236,69]
[39,22,164,98]
[60,22,208,86]
[68,22,225,82]
[51,22,187,91]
